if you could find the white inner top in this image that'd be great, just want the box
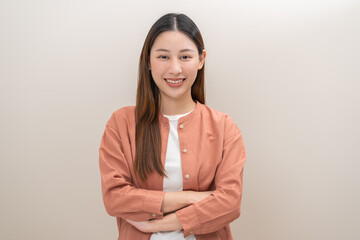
[150,109,196,240]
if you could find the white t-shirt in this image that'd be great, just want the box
[150,110,196,240]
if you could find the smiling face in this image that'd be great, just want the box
[149,31,206,104]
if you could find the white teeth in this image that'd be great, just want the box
[165,79,184,84]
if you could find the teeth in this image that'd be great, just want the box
[166,79,184,84]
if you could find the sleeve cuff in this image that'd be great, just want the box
[144,190,166,218]
[175,204,201,237]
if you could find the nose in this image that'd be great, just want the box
[168,59,182,75]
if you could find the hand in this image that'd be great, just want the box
[125,213,182,233]
[124,218,153,233]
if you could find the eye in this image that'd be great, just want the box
[158,55,168,59]
[181,56,192,60]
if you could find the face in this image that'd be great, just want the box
[149,31,206,103]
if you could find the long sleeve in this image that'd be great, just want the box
[99,113,165,221]
[175,114,247,237]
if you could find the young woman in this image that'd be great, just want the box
[99,13,246,240]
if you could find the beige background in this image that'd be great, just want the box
[1,0,359,239]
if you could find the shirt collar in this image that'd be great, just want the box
[158,100,204,125]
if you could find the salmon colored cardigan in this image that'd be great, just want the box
[99,101,247,240]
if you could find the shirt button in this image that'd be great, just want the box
[179,124,184,129]
[185,174,190,179]
[183,148,188,153]
[152,213,156,217]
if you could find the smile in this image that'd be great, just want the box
[165,78,185,84]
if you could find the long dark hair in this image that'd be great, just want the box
[135,13,206,181]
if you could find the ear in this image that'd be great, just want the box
[198,49,207,70]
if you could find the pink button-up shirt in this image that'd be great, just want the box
[99,101,247,240]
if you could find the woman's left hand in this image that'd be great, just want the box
[124,213,182,233]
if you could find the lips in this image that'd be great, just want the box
[164,78,185,84]
[163,78,186,88]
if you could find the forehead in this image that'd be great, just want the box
[151,31,198,52]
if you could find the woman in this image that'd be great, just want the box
[99,13,246,240]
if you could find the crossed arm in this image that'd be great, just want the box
[125,191,213,233]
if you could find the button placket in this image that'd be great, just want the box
[179,121,192,186]
[182,146,189,181]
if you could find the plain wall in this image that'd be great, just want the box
[1,0,359,239]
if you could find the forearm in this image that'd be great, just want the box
[161,191,191,213]
[102,183,165,220]
[125,190,214,233]
[161,190,213,213]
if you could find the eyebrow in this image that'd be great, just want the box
[155,48,195,53]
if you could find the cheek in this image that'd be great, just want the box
[150,62,166,76]
[184,64,200,77]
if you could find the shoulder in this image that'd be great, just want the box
[201,104,236,125]
[112,105,136,119]
[201,103,241,138]
[106,105,136,129]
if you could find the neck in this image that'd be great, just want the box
[160,96,196,116]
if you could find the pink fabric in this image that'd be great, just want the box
[99,101,247,240]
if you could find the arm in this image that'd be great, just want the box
[99,114,165,221]
[175,115,247,237]
[125,191,213,232]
